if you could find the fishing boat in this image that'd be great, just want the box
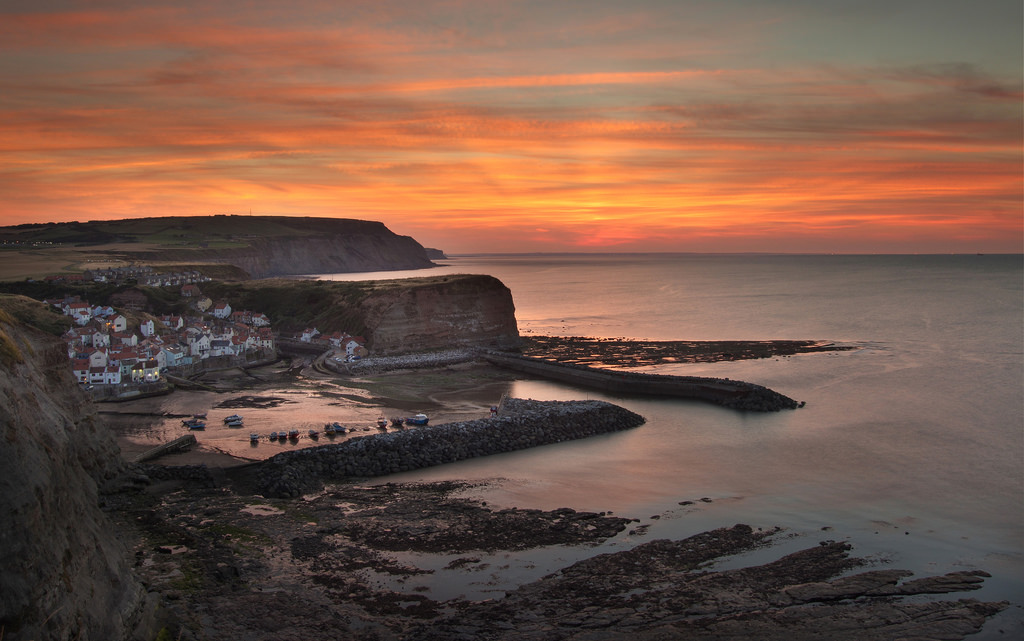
[390,417,405,428]
[287,429,300,440]
[377,415,388,429]
[182,418,206,429]
[225,418,244,427]
[249,433,259,443]
[308,428,319,439]
[223,414,243,423]
[269,431,279,440]
[406,413,429,426]
[324,423,336,434]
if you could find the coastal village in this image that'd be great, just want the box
[44,268,368,396]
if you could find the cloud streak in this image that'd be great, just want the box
[0,0,1019,253]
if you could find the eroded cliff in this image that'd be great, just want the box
[126,217,436,278]
[0,298,146,641]
[359,274,520,354]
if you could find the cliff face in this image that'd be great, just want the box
[202,232,433,279]
[130,217,435,278]
[359,275,520,354]
[0,304,144,641]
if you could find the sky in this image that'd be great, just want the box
[1,0,1021,254]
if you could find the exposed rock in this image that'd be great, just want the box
[251,398,646,498]
[0,305,150,641]
[359,274,520,354]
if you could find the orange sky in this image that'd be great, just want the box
[1,0,1021,253]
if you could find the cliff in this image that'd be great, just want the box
[0,216,436,279]
[0,298,146,641]
[125,217,435,278]
[358,274,520,354]
[201,274,521,353]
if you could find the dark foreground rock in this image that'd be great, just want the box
[103,477,1008,641]
[252,398,646,498]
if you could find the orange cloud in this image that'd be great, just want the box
[0,1,1019,253]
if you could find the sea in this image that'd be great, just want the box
[318,253,1023,634]
[113,253,1022,633]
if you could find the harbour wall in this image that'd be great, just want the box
[481,351,800,412]
[253,398,645,498]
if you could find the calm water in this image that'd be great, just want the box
[321,254,1023,627]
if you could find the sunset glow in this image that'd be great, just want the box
[1,0,1020,253]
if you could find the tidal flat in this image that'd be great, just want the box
[97,339,1013,639]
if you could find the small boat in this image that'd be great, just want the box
[192,413,207,420]
[269,431,279,440]
[223,414,243,423]
[377,415,388,429]
[249,433,259,442]
[225,418,244,427]
[182,418,206,429]
[287,429,300,440]
[331,421,345,433]
[390,417,405,428]
[324,423,336,434]
[308,428,319,439]
[406,413,429,426]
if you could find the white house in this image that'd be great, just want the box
[161,344,190,367]
[300,327,319,342]
[188,333,211,358]
[108,314,128,333]
[251,312,270,327]
[130,359,161,383]
[72,359,91,383]
[139,319,156,337]
[212,301,232,319]
[65,301,92,326]
[87,347,108,368]
[161,314,184,330]
[343,337,367,358]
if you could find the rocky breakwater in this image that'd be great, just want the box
[0,298,150,641]
[254,399,645,498]
[359,274,521,354]
[485,351,800,411]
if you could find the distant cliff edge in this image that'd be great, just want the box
[0,297,150,641]
[0,216,436,279]
[123,216,436,278]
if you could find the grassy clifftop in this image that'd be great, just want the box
[0,215,435,280]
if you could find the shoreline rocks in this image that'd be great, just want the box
[253,398,646,498]
[483,350,801,411]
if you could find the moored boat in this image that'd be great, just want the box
[390,417,405,428]
[182,418,206,429]
[249,432,259,442]
[377,415,388,429]
[324,423,336,434]
[308,428,319,439]
[269,431,279,440]
[406,413,429,426]
[225,418,244,427]
[223,414,243,423]
[288,429,300,440]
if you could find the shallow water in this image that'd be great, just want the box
[112,253,1022,634]
[321,254,1023,632]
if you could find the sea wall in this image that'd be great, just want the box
[254,399,645,498]
[482,351,800,411]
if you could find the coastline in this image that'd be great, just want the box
[98,339,1019,640]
